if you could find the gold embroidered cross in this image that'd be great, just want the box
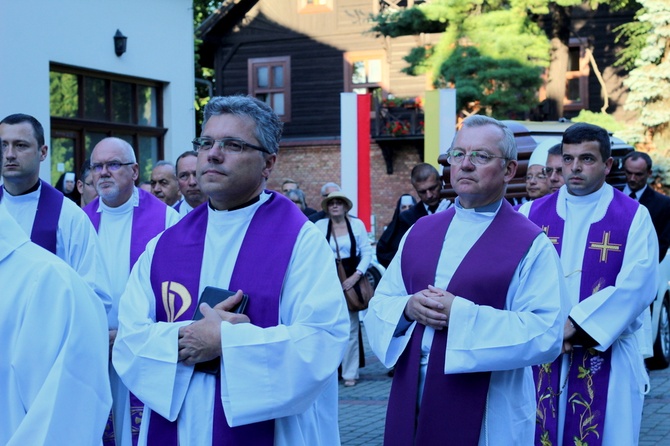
[589,231,621,263]
[542,225,560,245]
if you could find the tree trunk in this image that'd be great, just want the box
[544,4,571,120]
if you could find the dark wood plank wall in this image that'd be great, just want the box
[213,0,430,139]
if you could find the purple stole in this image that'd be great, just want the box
[0,181,64,254]
[528,189,638,446]
[84,188,168,268]
[84,188,168,445]
[386,200,541,446]
[146,191,306,446]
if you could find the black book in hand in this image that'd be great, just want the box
[193,286,249,374]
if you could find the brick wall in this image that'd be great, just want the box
[268,141,424,241]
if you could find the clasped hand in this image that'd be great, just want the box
[403,285,453,330]
[177,290,250,365]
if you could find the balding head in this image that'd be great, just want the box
[90,137,139,208]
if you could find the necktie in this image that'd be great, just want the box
[428,204,439,214]
[629,191,637,200]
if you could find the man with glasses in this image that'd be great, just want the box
[365,115,567,445]
[0,113,112,313]
[84,137,179,446]
[174,150,207,217]
[524,140,552,202]
[113,96,348,445]
[77,160,98,207]
[376,163,451,268]
[519,123,657,445]
[544,140,565,193]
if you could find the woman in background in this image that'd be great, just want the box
[316,191,372,387]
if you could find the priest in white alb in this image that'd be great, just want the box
[0,113,112,313]
[519,122,657,445]
[84,137,179,446]
[112,96,349,446]
[365,115,569,446]
[0,200,111,445]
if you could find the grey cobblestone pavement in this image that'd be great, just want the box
[339,324,670,446]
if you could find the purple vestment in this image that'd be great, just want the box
[84,188,169,446]
[386,200,542,445]
[0,180,64,254]
[84,188,168,269]
[145,191,306,446]
[528,189,638,446]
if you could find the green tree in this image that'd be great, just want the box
[619,0,670,149]
[193,0,218,132]
[371,0,637,120]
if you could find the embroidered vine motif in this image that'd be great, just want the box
[567,349,604,445]
[536,362,556,446]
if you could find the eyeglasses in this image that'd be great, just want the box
[525,173,547,181]
[543,167,563,176]
[192,137,270,154]
[446,149,507,166]
[328,200,346,207]
[90,161,135,173]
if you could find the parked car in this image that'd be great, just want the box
[437,119,670,369]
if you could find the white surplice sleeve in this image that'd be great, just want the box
[364,230,418,368]
[218,223,349,426]
[57,198,113,314]
[352,217,372,273]
[6,246,111,445]
[570,205,658,350]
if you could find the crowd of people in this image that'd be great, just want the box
[1,97,667,446]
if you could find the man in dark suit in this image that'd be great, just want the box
[376,163,451,267]
[623,151,670,261]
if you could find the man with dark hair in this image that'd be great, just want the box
[623,151,670,261]
[376,163,451,268]
[113,96,348,445]
[520,123,657,445]
[77,160,98,207]
[366,115,566,445]
[150,160,182,207]
[174,150,206,217]
[0,113,111,312]
[544,142,565,193]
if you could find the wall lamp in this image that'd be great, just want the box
[114,29,127,57]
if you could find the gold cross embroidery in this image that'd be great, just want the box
[589,231,622,263]
[542,225,560,245]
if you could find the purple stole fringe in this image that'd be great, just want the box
[528,189,638,446]
[0,181,64,254]
[146,191,306,446]
[84,188,168,268]
[386,200,542,445]
[84,188,168,446]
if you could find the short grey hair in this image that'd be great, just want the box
[153,160,175,173]
[320,182,341,196]
[202,96,283,155]
[452,115,517,161]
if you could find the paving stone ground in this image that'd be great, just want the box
[339,324,670,445]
